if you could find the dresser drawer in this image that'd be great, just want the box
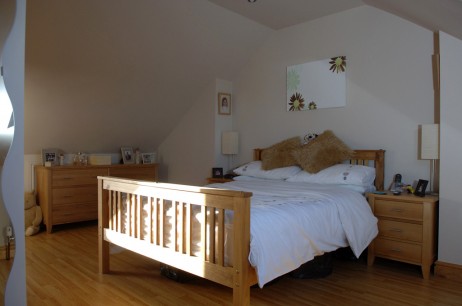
[375,200,423,221]
[35,164,158,233]
[52,186,98,205]
[378,220,422,242]
[52,168,108,187]
[374,238,421,264]
[52,202,98,224]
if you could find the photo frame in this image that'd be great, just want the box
[218,93,231,115]
[41,148,61,166]
[212,167,224,178]
[121,147,134,164]
[414,179,428,197]
[141,153,156,164]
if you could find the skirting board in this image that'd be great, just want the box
[435,261,462,283]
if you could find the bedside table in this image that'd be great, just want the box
[366,192,438,279]
[206,177,233,184]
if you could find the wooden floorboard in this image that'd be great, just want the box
[1,221,461,305]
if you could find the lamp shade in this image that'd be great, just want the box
[222,131,238,155]
[419,124,439,160]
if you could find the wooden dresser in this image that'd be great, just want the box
[366,192,438,279]
[35,164,158,233]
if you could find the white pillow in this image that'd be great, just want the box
[286,164,376,186]
[233,161,302,180]
[233,175,268,181]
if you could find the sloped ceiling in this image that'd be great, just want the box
[25,0,271,153]
[208,0,462,39]
[25,0,462,154]
[207,0,364,30]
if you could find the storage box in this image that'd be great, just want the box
[88,155,112,165]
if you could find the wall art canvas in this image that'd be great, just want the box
[287,56,346,111]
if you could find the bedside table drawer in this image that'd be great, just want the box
[375,200,423,221]
[378,220,422,242]
[367,192,438,279]
[375,238,421,263]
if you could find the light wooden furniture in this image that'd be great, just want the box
[206,177,234,184]
[35,164,157,233]
[98,149,384,306]
[366,192,438,279]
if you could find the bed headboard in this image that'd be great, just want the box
[253,149,385,191]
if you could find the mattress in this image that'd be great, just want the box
[118,179,378,287]
[209,180,378,287]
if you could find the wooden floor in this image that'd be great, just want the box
[1,221,461,305]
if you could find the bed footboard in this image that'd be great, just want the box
[98,176,256,306]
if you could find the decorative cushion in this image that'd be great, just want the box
[292,130,354,173]
[233,161,302,180]
[261,136,301,170]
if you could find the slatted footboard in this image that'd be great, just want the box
[98,176,257,306]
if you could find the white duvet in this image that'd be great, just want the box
[207,179,378,287]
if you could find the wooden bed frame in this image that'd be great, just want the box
[98,149,384,306]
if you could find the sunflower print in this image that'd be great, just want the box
[329,56,346,73]
[289,92,305,111]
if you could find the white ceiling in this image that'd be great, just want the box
[207,0,364,30]
[207,0,462,40]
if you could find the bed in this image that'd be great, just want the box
[98,148,384,306]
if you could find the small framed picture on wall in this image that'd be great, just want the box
[218,93,231,115]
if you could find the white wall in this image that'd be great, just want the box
[232,6,435,187]
[157,80,216,186]
[158,78,237,185]
[2,0,27,304]
[214,79,234,173]
[438,31,462,265]
[24,0,271,156]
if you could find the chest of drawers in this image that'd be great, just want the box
[35,164,158,233]
[366,192,438,279]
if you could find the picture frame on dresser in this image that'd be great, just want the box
[212,167,223,178]
[41,148,61,166]
[121,147,134,164]
[141,153,156,164]
[415,179,428,197]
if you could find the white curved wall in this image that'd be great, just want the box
[2,0,26,304]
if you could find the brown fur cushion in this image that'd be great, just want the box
[261,136,301,170]
[292,130,354,173]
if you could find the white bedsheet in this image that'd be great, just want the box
[207,180,378,287]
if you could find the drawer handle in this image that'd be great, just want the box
[390,208,404,213]
[389,228,403,232]
[391,248,401,252]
